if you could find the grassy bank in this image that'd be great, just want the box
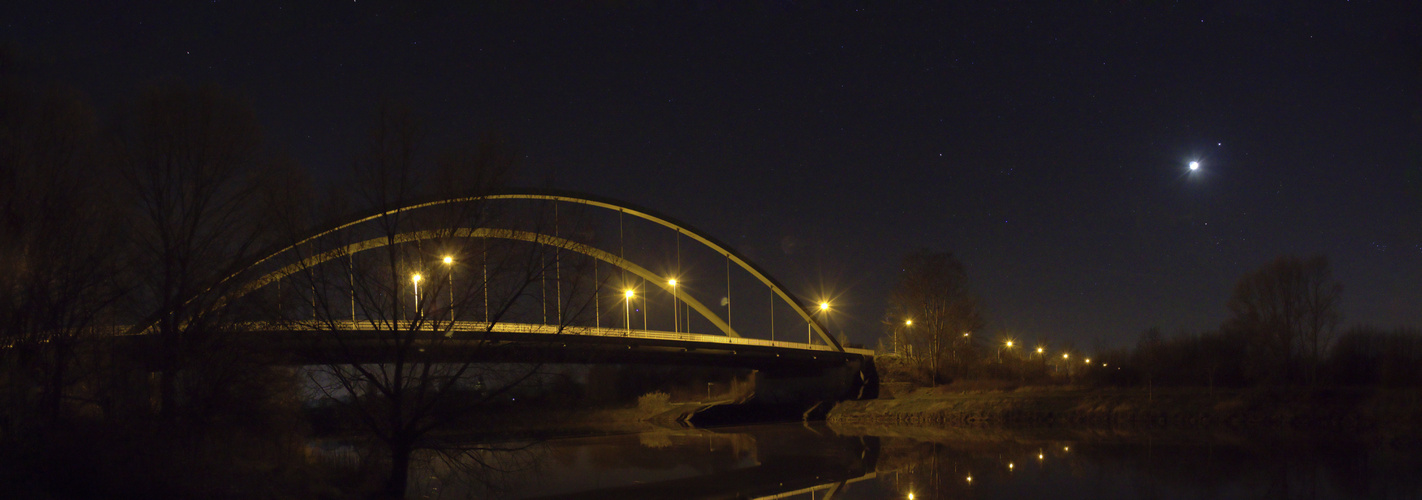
[829,384,1422,435]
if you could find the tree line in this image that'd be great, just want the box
[880,251,1422,389]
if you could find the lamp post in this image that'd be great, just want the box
[998,340,1014,362]
[623,289,635,336]
[411,273,422,318]
[443,256,455,322]
[897,319,912,355]
[810,301,830,345]
[669,278,678,333]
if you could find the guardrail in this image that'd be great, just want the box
[48,320,874,357]
[243,320,875,356]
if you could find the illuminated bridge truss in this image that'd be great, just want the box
[221,190,854,354]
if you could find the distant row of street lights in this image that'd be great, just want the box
[895,318,1100,366]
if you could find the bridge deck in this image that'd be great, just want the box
[244,320,875,357]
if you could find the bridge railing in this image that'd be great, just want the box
[242,320,875,356]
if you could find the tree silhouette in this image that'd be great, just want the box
[0,81,123,426]
[883,250,984,385]
[1223,255,1342,384]
[273,107,600,498]
[111,81,281,421]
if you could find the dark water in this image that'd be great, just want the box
[400,422,1422,499]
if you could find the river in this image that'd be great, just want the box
[391,422,1422,499]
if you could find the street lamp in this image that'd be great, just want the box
[668,278,679,333]
[623,289,635,335]
[897,319,912,355]
[998,340,1014,362]
[411,273,422,317]
[810,301,830,344]
[443,256,455,322]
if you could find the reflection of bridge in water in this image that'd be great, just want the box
[752,471,881,500]
[514,424,881,500]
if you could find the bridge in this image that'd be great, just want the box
[127,190,879,405]
[234,321,874,367]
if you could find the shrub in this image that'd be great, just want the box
[637,391,671,412]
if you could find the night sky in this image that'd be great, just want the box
[6,1,1421,348]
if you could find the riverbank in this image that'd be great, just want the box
[828,385,1422,436]
[391,399,719,443]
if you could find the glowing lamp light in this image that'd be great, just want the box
[442,256,453,265]
[668,278,677,286]
[1037,347,1044,353]
[905,319,912,326]
[1189,161,1200,171]
[624,289,635,299]
[1005,341,1013,347]
[411,274,422,283]
[1063,353,1069,359]
[908,494,915,500]
[819,302,830,311]
[1085,358,1092,364]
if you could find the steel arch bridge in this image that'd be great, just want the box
[216,189,868,359]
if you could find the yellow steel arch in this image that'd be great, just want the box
[233,191,840,350]
[241,228,740,338]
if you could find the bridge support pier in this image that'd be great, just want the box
[752,356,877,406]
[686,356,878,426]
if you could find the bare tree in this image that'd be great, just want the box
[1223,254,1342,384]
[273,108,600,498]
[883,250,984,386]
[0,82,123,426]
[110,80,278,421]
[1134,327,1163,400]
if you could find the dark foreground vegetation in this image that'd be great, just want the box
[0,70,631,497]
